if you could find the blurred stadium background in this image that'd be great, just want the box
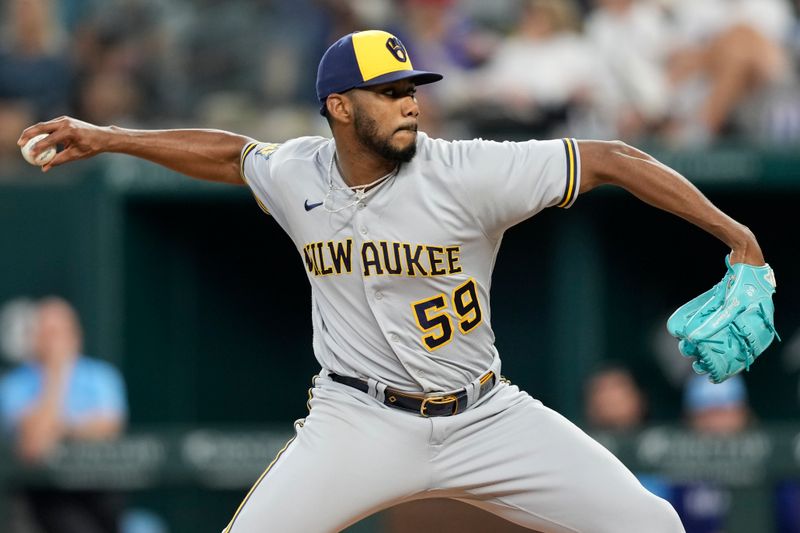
[2,0,800,532]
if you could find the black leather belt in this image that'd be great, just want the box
[329,371,496,417]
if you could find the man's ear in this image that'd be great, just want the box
[327,94,353,124]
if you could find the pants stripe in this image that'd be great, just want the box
[223,435,296,533]
[224,375,318,532]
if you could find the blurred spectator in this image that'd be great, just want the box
[0,102,37,166]
[670,374,752,533]
[76,71,143,126]
[396,0,497,135]
[1,0,798,145]
[0,0,73,117]
[661,0,795,145]
[0,297,128,533]
[314,0,395,44]
[582,364,674,505]
[584,0,672,140]
[178,0,266,110]
[0,0,73,159]
[72,0,187,125]
[400,0,494,72]
[456,0,611,139]
[584,363,647,430]
[683,374,750,435]
[120,508,170,533]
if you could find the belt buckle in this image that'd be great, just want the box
[420,395,459,417]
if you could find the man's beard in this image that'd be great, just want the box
[354,108,417,163]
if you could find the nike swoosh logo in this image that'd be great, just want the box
[304,199,323,212]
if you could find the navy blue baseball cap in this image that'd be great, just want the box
[316,30,443,116]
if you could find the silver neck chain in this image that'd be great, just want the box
[323,150,399,213]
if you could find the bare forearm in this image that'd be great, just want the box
[19,414,122,462]
[104,126,252,184]
[579,140,764,265]
[17,370,68,461]
[609,146,752,251]
[67,416,123,440]
[19,117,254,185]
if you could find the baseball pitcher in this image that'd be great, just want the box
[18,30,777,533]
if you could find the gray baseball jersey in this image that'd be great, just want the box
[241,133,579,392]
[225,133,684,533]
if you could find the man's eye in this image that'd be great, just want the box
[382,88,415,97]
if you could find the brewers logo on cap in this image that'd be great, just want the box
[316,30,443,115]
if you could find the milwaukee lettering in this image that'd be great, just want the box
[301,239,462,278]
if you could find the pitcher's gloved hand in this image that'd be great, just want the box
[667,255,779,383]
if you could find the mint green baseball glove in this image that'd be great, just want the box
[667,256,779,383]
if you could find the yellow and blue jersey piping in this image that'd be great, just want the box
[557,138,579,208]
[240,141,271,215]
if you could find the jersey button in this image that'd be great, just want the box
[357,202,366,210]
[359,226,368,235]
[390,334,399,342]
[375,292,383,300]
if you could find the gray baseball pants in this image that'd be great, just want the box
[224,374,684,533]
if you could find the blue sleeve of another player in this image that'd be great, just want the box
[91,363,128,418]
[0,369,35,434]
[85,360,128,420]
[453,137,581,236]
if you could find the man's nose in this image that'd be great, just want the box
[402,96,419,118]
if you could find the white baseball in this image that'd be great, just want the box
[21,133,56,166]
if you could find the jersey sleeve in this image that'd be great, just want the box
[88,361,128,421]
[0,372,31,433]
[456,137,580,236]
[240,141,284,216]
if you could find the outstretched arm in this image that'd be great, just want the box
[17,116,253,185]
[578,140,764,266]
